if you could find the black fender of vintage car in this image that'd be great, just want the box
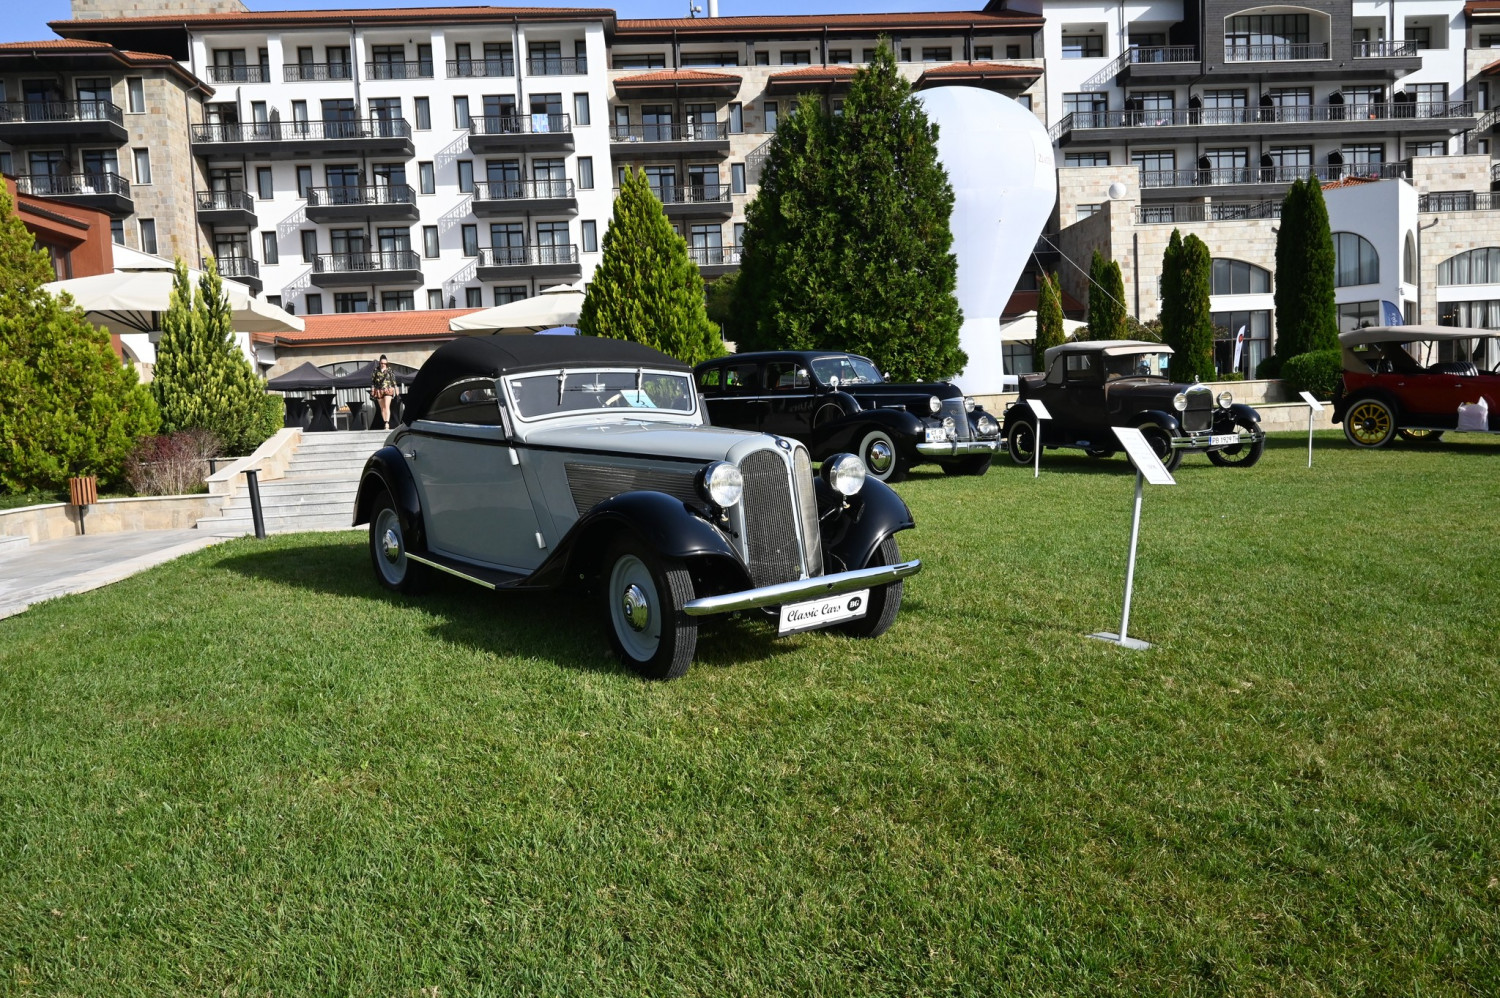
[352,446,428,551]
[1126,410,1184,435]
[818,475,917,575]
[812,407,927,460]
[1219,402,1262,427]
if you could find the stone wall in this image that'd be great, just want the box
[126,71,206,264]
[1418,207,1500,324]
[0,495,224,544]
[70,0,245,18]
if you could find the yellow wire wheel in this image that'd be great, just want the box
[1344,398,1397,448]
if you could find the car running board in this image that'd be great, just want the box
[407,551,529,590]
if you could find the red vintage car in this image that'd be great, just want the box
[1333,326,1500,447]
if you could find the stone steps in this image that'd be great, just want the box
[196,431,390,535]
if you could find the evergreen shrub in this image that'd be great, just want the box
[1281,349,1343,400]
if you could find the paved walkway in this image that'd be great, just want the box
[0,529,228,621]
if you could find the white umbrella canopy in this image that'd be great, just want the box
[42,269,303,335]
[997,310,1089,343]
[449,283,586,334]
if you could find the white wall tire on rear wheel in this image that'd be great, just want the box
[369,492,430,594]
[858,429,908,483]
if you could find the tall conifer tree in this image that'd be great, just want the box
[1274,177,1339,360]
[1159,229,1184,354]
[579,167,724,364]
[1034,272,1066,372]
[1087,250,1129,340]
[1169,234,1217,382]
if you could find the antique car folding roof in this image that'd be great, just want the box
[404,334,688,424]
[1338,325,1496,346]
[1043,340,1175,366]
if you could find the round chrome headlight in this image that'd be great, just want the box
[963,396,976,413]
[1172,393,1188,412]
[1217,391,1233,409]
[821,452,867,496]
[976,413,999,436]
[699,461,743,508]
[928,395,942,414]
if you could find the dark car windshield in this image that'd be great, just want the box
[810,355,884,385]
[1104,352,1170,380]
[505,369,696,419]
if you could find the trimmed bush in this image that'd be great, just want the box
[256,393,285,447]
[1281,349,1343,400]
[1255,354,1285,380]
[125,429,222,497]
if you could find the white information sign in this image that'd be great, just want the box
[778,589,869,636]
[1086,427,1176,650]
[1025,399,1051,478]
[1299,391,1325,468]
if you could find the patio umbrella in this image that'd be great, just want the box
[42,270,303,335]
[997,311,1089,343]
[448,284,585,334]
[266,362,339,392]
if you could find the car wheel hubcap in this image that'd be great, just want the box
[609,554,660,661]
[1350,403,1389,444]
[373,508,405,583]
[866,440,893,474]
[621,583,651,632]
[382,529,400,560]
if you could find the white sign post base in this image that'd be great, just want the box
[1026,399,1051,478]
[1087,426,1176,651]
[1299,391,1325,468]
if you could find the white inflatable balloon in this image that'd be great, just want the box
[915,86,1056,394]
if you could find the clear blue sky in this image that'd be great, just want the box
[2,0,978,44]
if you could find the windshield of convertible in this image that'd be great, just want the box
[810,355,884,385]
[1103,352,1170,380]
[505,368,697,420]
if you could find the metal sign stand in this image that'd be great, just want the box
[1299,391,1325,468]
[1087,426,1176,651]
[1026,399,1051,478]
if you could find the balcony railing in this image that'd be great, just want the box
[610,121,729,143]
[191,118,412,143]
[687,244,741,267]
[526,56,587,75]
[1354,40,1419,57]
[1493,161,1500,183]
[196,189,255,212]
[207,65,268,83]
[1125,45,1198,64]
[653,184,733,206]
[1139,162,1406,188]
[214,256,261,280]
[1053,101,1473,138]
[16,172,131,198]
[1420,191,1500,212]
[1134,201,1282,224]
[0,100,123,125]
[469,113,572,136]
[306,184,416,208]
[283,62,354,82]
[312,251,422,275]
[477,245,580,267]
[473,179,576,201]
[1224,42,1329,61]
[364,60,434,80]
[446,58,515,78]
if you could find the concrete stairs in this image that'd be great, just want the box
[197,430,389,535]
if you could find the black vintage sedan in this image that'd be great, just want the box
[694,351,1001,482]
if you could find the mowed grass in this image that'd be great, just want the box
[1,432,1498,996]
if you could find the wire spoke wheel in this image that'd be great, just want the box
[1345,399,1396,448]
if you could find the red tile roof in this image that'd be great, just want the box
[1004,289,1085,318]
[616,10,1043,33]
[613,69,741,85]
[266,309,482,347]
[767,65,858,84]
[0,39,211,92]
[919,61,1041,78]
[52,6,611,31]
[1480,57,1500,75]
[1466,1,1500,15]
[1321,176,1383,190]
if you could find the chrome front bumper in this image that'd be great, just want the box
[1170,427,1266,450]
[915,439,999,457]
[683,559,922,616]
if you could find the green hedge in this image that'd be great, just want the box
[1281,349,1343,400]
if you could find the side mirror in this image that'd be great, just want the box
[826,375,841,390]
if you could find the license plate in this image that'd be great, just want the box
[1210,433,1239,446]
[778,589,869,635]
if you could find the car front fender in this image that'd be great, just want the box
[820,477,917,573]
[813,408,926,460]
[1128,410,1183,435]
[1222,402,1261,427]
[352,446,426,552]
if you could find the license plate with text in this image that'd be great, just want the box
[1210,433,1239,446]
[778,590,870,635]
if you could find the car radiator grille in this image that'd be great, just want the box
[739,450,805,587]
[1182,392,1212,433]
[939,399,973,440]
[565,463,698,514]
[793,448,824,578]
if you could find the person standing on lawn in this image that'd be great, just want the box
[371,355,398,428]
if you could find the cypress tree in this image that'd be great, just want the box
[1099,256,1128,339]
[151,258,269,454]
[0,187,158,492]
[1274,177,1339,360]
[1033,271,1066,372]
[733,39,965,380]
[1159,229,1184,354]
[1170,234,1217,383]
[579,166,724,365]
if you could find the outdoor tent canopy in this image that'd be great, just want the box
[266,362,339,392]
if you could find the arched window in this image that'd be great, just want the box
[1403,232,1417,285]
[1436,247,1500,286]
[1211,258,1272,295]
[1333,232,1379,287]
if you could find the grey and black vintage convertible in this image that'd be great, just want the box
[353,336,921,679]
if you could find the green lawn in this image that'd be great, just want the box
[2,432,1497,996]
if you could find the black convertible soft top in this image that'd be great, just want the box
[404,335,689,424]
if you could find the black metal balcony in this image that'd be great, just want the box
[283,62,354,82]
[305,184,418,222]
[609,121,731,158]
[0,100,126,143]
[1137,162,1407,199]
[687,244,740,276]
[1354,40,1419,57]
[364,60,434,80]
[446,58,515,78]
[310,251,424,288]
[213,255,262,293]
[1420,191,1500,213]
[1052,101,1475,145]
[654,184,734,218]
[196,189,258,227]
[526,56,587,75]
[207,65,268,83]
[1133,201,1282,224]
[1113,45,1201,84]
[475,244,581,282]
[16,172,132,214]
[467,113,574,153]
[1224,42,1329,62]
[191,118,413,157]
[471,179,577,217]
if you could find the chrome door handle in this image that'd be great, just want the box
[404,448,417,461]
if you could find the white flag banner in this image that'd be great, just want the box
[1231,326,1247,372]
